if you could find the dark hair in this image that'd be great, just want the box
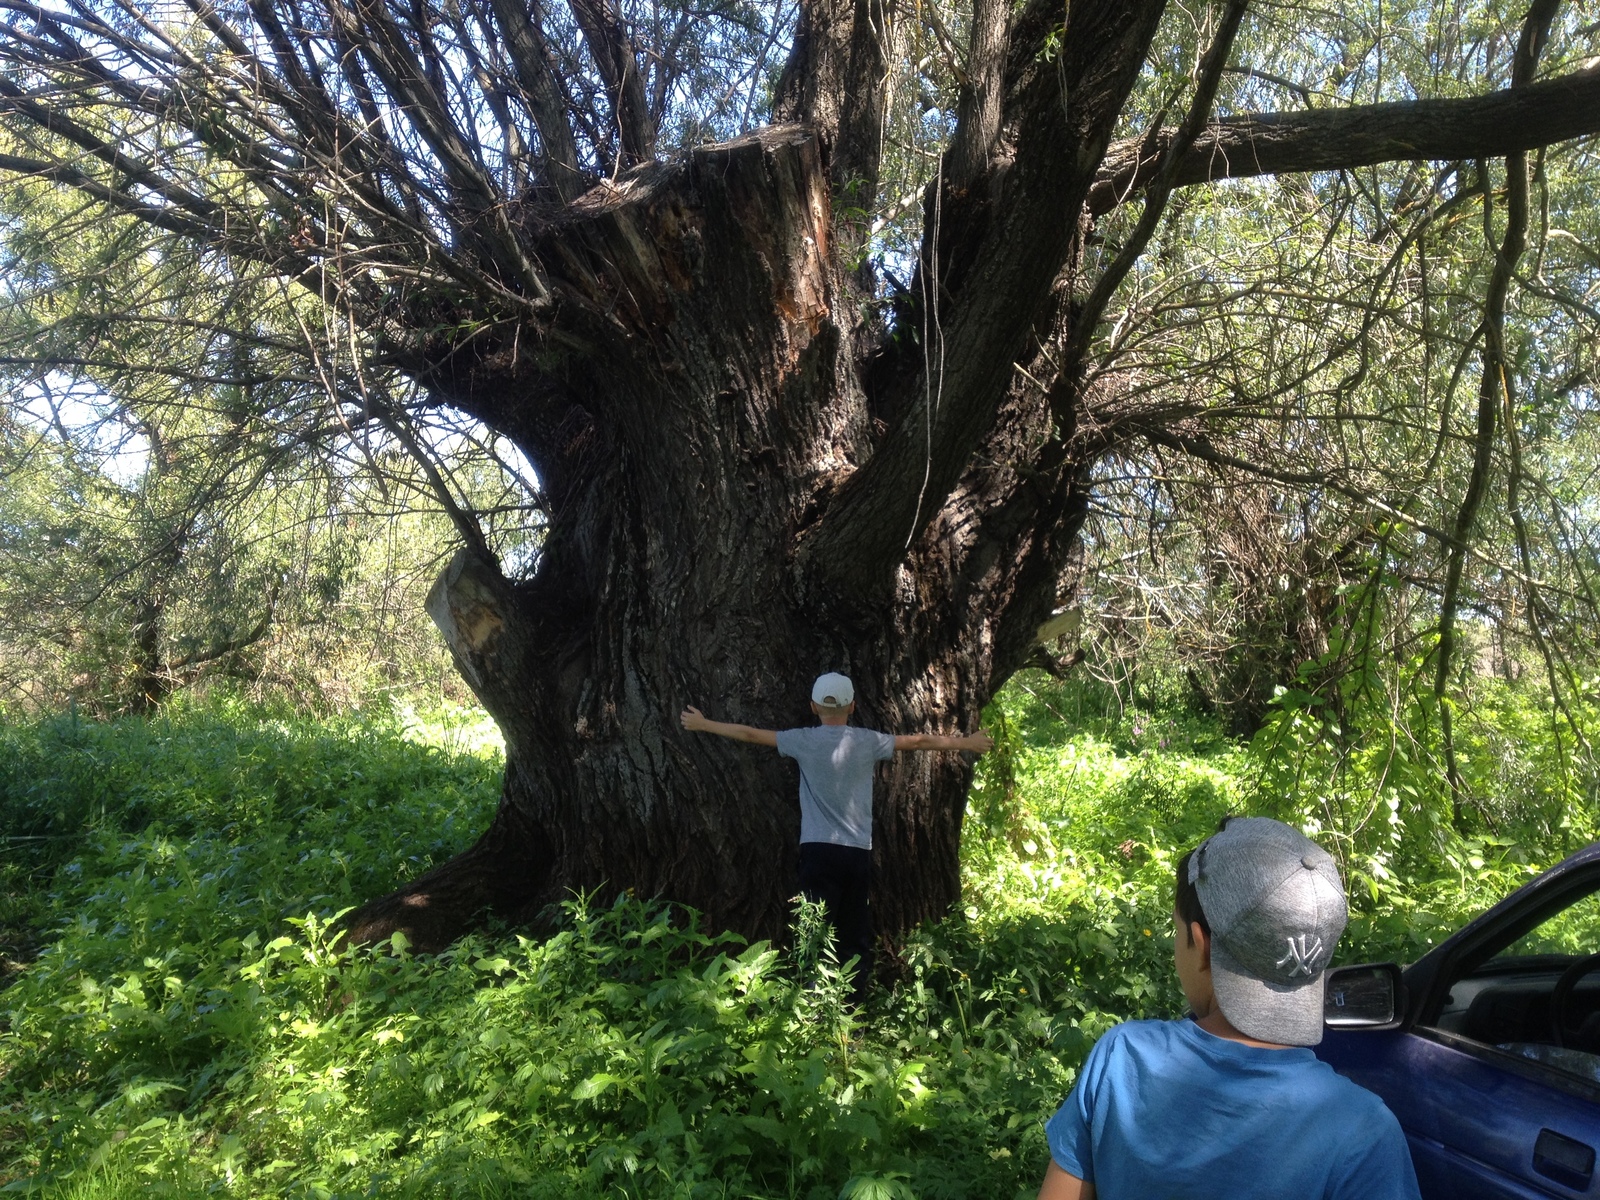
[1174,849,1210,946]
[1175,817,1236,946]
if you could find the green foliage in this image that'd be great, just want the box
[0,703,1072,1198]
[0,376,475,718]
[0,179,535,718]
[1,678,1589,1197]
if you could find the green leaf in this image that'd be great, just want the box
[572,1073,623,1100]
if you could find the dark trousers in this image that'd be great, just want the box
[797,841,873,1002]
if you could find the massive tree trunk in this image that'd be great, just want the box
[343,113,1108,950]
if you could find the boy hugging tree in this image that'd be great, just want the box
[1037,817,1421,1200]
[681,672,993,1003]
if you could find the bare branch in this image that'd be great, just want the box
[1056,0,1250,393]
[1132,426,1556,594]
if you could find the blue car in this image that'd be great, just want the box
[1318,843,1600,1198]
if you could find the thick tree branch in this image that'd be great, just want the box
[771,0,890,224]
[945,0,1009,186]
[1090,64,1600,214]
[488,0,585,199]
[801,0,1170,600]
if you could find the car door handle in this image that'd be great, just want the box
[1533,1128,1595,1191]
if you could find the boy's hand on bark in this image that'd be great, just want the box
[681,706,709,732]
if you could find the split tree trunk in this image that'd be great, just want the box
[344,125,1091,952]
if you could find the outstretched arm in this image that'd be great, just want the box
[680,705,778,747]
[894,729,994,753]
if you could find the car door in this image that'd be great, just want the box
[1319,850,1600,1199]
[1320,1025,1600,1197]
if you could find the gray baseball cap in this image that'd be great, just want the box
[1188,817,1347,1046]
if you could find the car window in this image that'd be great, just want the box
[1494,891,1600,961]
[1428,884,1600,1087]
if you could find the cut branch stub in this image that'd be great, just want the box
[530,125,834,352]
[426,548,514,704]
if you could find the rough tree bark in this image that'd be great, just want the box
[324,0,1174,951]
[342,112,1118,949]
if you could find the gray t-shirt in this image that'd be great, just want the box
[775,725,896,849]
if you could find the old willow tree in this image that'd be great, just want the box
[3,0,1599,947]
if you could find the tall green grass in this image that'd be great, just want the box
[0,678,1582,1197]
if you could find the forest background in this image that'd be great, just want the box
[3,0,1600,1194]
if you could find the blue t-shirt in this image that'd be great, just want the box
[1046,1018,1421,1200]
[774,725,895,848]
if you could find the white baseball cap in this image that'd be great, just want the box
[811,672,854,707]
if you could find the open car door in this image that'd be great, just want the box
[1318,846,1600,1199]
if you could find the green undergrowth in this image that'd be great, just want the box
[0,679,1590,1197]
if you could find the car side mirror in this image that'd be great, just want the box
[1324,962,1404,1028]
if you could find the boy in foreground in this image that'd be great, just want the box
[681,672,992,1001]
[1037,817,1421,1200]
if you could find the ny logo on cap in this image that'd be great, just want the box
[1276,934,1324,978]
